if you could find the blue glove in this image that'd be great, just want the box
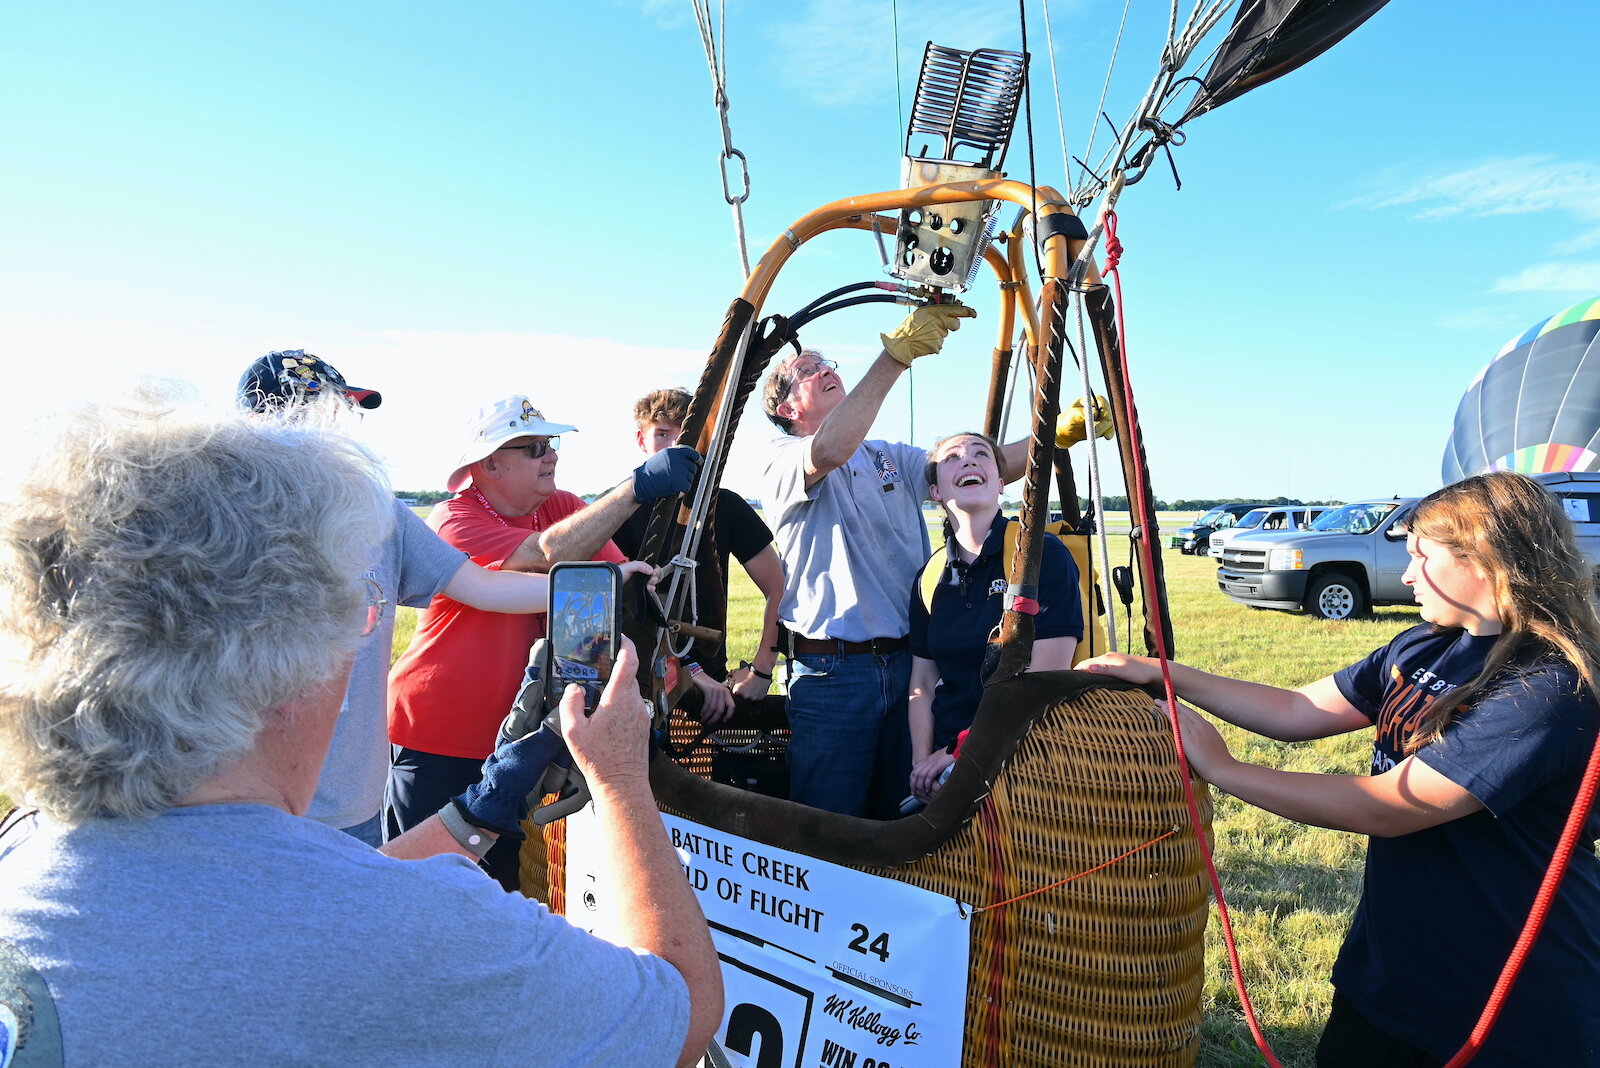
[631,445,702,504]
[454,725,569,839]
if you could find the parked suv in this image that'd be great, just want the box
[1215,498,1418,620]
[1169,503,1259,556]
[1207,505,1329,560]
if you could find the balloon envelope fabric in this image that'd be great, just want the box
[1442,296,1600,485]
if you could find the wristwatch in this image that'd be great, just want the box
[438,799,495,860]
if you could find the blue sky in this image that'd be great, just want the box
[4,1,1598,505]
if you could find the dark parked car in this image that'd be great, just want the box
[1168,503,1260,555]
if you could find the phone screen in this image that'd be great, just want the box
[548,562,621,711]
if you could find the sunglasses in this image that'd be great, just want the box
[497,437,561,460]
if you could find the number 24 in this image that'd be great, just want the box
[848,923,890,962]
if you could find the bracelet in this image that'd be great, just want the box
[740,660,773,681]
[685,661,704,678]
[438,800,495,860]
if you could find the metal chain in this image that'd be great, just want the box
[691,0,752,277]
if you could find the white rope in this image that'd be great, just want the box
[690,0,752,278]
[1072,0,1134,206]
[1067,287,1120,652]
[1075,0,1245,207]
[998,333,1027,443]
[1039,0,1074,201]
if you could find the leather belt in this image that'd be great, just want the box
[787,634,909,656]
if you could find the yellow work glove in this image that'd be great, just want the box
[1055,396,1115,447]
[880,303,977,368]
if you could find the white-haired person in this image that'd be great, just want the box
[906,431,1082,803]
[1083,471,1600,1066]
[0,393,721,1065]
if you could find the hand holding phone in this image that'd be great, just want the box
[560,638,651,790]
[547,561,623,715]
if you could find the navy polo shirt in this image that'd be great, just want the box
[908,517,1083,748]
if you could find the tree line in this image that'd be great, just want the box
[995,495,1345,513]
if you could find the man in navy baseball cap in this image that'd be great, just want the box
[238,349,382,412]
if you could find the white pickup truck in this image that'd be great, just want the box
[1215,472,1600,620]
[1206,505,1329,560]
[1215,498,1416,619]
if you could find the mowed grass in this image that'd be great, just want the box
[387,520,1412,1067]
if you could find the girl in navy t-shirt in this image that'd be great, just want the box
[1083,471,1600,1067]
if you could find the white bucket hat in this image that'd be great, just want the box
[446,396,578,492]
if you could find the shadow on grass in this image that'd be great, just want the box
[1211,852,1363,917]
[1200,1015,1326,1068]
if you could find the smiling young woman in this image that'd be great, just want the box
[905,432,1083,803]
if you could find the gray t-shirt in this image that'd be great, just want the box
[309,498,466,829]
[762,435,931,641]
[0,805,690,1066]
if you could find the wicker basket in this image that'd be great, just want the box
[530,672,1210,1067]
[869,681,1211,1066]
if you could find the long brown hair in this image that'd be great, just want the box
[1403,471,1600,753]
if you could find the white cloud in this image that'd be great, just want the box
[1356,156,1600,224]
[767,0,1023,108]
[1355,157,1600,300]
[1491,261,1600,296]
[0,321,723,498]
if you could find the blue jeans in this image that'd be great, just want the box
[338,812,383,848]
[785,648,912,819]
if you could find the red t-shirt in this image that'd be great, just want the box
[387,488,625,759]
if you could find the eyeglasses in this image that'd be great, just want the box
[791,359,837,383]
[361,577,388,637]
[783,358,838,403]
[497,437,560,460]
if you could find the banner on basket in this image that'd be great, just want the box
[565,810,972,1068]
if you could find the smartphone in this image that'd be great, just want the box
[547,561,622,713]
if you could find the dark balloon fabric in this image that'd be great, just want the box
[1185,0,1391,120]
[1442,297,1600,485]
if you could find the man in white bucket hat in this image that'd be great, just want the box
[387,395,700,890]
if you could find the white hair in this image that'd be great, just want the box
[0,387,394,821]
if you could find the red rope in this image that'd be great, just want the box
[976,827,1178,912]
[1101,209,1285,1067]
[1441,728,1600,1067]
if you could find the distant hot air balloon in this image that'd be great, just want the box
[1441,296,1600,485]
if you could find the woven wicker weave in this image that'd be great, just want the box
[868,683,1211,1066]
[536,677,1210,1067]
[516,796,559,910]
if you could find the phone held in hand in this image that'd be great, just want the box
[547,561,622,714]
